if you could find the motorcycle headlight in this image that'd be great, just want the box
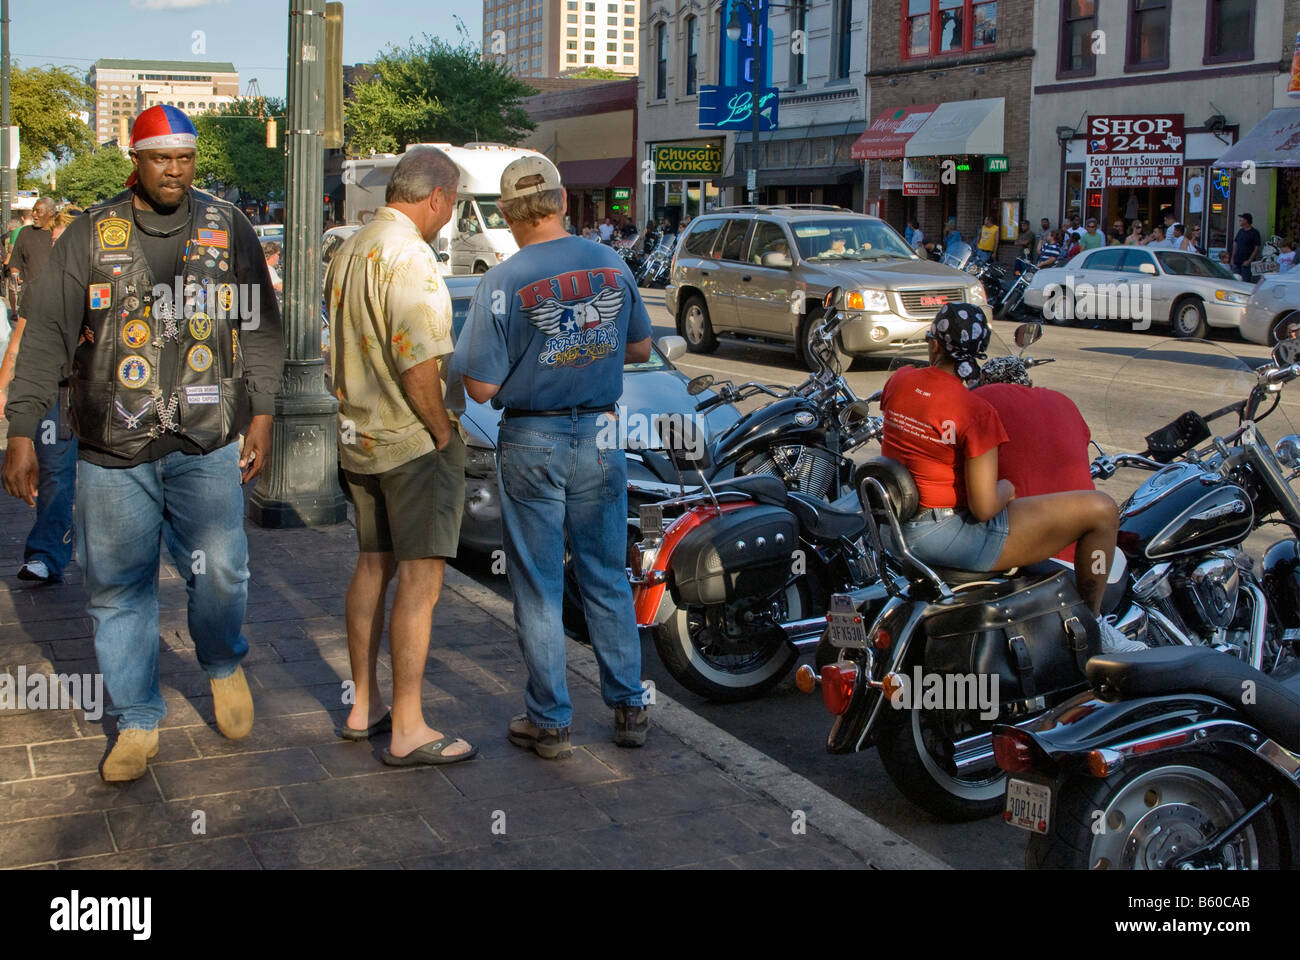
[846,289,889,312]
[1214,289,1248,305]
[968,284,988,305]
[1275,434,1300,469]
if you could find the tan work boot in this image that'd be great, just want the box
[210,666,254,739]
[102,729,159,782]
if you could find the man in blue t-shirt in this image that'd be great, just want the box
[453,155,653,760]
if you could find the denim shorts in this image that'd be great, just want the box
[902,507,1011,572]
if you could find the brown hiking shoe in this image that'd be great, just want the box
[210,666,254,739]
[102,729,159,782]
[507,713,573,760]
[614,704,649,747]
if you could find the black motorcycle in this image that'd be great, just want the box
[626,288,885,701]
[994,332,1300,868]
[995,257,1038,321]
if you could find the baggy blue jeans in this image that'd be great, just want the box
[497,411,643,728]
[75,442,250,731]
[24,396,78,577]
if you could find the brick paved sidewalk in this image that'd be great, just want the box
[0,457,946,870]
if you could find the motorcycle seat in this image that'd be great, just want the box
[786,491,866,541]
[932,559,1059,587]
[710,474,789,507]
[1087,646,1300,747]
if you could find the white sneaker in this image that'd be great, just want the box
[17,560,52,582]
[1097,615,1147,653]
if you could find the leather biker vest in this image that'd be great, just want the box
[70,189,249,458]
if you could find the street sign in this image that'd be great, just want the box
[985,155,1009,173]
[746,169,756,191]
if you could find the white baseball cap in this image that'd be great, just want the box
[500,155,563,201]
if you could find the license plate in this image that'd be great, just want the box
[1004,778,1052,835]
[639,504,664,538]
[826,593,868,649]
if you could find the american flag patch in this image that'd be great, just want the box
[197,228,228,249]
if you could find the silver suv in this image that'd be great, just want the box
[665,205,989,368]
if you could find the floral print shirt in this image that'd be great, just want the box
[326,206,463,474]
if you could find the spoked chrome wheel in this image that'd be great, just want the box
[1086,764,1259,870]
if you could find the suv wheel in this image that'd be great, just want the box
[680,294,719,353]
[800,308,853,372]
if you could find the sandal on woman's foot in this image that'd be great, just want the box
[381,735,478,766]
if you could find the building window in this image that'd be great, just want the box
[1058,0,1098,77]
[568,40,577,48]
[1205,0,1254,64]
[586,54,595,62]
[655,21,668,99]
[585,28,595,35]
[586,14,595,23]
[608,15,617,24]
[624,16,634,25]
[568,26,578,35]
[608,41,618,50]
[684,15,698,96]
[833,0,853,77]
[568,53,578,61]
[624,56,635,64]
[904,0,998,59]
[625,42,634,51]
[624,29,634,38]
[568,13,577,21]
[1126,0,1170,71]
[789,0,808,86]
[586,40,596,49]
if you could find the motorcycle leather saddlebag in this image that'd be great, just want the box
[671,505,799,606]
[922,571,1100,708]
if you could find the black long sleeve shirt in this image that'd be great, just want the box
[5,191,284,467]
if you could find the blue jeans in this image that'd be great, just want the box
[975,249,992,264]
[497,412,643,728]
[25,395,77,577]
[75,442,250,731]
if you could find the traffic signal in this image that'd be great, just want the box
[266,118,278,149]
[118,117,129,145]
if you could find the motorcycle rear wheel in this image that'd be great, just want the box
[877,707,1006,822]
[1026,753,1283,870]
[653,581,807,702]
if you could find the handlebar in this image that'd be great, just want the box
[1090,452,1167,479]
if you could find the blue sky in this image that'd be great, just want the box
[12,0,483,100]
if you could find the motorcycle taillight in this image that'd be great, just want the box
[820,663,857,716]
[992,727,1043,773]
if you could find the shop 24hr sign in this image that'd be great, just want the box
[1086,114,1184,189]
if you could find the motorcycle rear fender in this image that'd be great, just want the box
[826,595,926,754]
[1002,691,1300,787]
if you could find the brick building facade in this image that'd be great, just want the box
[858,0,1035,264]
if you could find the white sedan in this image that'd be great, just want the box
[1241,268,1300,346]
[1022,246,1256,339]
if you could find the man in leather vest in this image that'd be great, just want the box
[2,105,284,781]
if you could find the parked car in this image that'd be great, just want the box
[323,222,451,275]
[665,204,990,370]
[253,224,284,240]
[1241,266,1300,346]
[1022,246,1255,339]
[443,275,743,552]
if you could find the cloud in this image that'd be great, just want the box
[130,0,230,9]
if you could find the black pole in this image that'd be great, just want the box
[749,1,759,204]
[1,0,9,228]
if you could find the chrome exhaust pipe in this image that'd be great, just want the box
[782,616,828,646]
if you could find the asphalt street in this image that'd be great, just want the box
[454,287,1300,870]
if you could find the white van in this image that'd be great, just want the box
[342,142,544,275]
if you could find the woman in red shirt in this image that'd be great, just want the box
[880,304,1130,644]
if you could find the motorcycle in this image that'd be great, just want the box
[636,233,677,287]
[626,288,886,701]
[992,329,1300,867]
[995,257,1038,322]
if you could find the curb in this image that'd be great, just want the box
[442,564,951,871]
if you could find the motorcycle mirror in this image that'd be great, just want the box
[686,374,715,396]
[1271,310,1300,349]
[823,286,843,310]
[1013,323,1043,350]
[1274,337,1300,367]
[1275,434,1300,470]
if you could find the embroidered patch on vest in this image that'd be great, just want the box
[188,313,213,341]
[197,228,228,249]
[187,344,213,372]
[114,396,153,428]
[121,319,150,349]
[185,385,220,405]
[97,217,131,250]
[89,283,112,310]
[118,356,151,389]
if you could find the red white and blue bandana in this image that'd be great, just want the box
[126,105,197,187]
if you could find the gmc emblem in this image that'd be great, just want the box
[920,295,949,306]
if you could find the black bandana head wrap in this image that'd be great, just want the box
[927,303,991,386]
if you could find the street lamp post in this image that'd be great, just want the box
[248,0,348,528]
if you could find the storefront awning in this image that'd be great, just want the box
[850,104,938,160]
[903,98,1004,158]
[557,157,634,189]
[1213,108,1300,168]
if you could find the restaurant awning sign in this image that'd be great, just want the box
[654,142,723,178]
[1086,114,1184,189]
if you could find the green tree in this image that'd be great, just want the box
[346,35,536,154]
[566,67,620,79]
[11,64,93,181]
[54,146,133,207]
[192,98,286,201]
